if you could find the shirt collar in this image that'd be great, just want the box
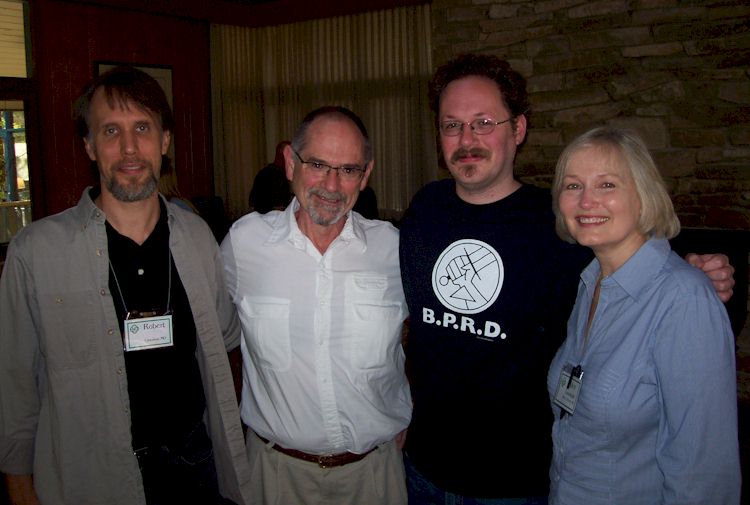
[265,197,367,251]
[581,237,671,299]
[76,187,106,228]
[76,186,173,227]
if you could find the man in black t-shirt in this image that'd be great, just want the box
[399,53,736,504]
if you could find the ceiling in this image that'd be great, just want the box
[66,0,427,28]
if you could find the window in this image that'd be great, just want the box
[0,0,27,78]
[0,0,32,248]
[0,101,30,243]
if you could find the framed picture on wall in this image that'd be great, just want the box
[95,62,173,108]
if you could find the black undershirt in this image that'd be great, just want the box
[106,198,206,450]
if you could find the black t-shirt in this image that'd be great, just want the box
[106,200,206,450]
[399,180,592,498]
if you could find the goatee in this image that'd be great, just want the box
[307,187,348,226]
[106,173,158,202]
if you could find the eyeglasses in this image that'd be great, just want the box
[292,148,366,181]
[439,117,514,136]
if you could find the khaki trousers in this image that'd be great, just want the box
[246,431,407,505]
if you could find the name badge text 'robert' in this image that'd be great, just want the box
[124,314,174,352]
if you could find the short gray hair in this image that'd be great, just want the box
[290,106,372,164]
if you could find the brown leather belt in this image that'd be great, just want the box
[256,433,377,469]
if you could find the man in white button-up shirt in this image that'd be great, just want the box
[221,106,411,505]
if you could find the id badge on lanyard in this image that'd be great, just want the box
[553,363,583,417]
[123,311,174,352]
[110,246,175,353]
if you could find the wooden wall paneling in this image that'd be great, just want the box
[29,0,211,215]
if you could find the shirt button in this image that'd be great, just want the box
[117,368,123,375]
[96,249,103,257]
[100,289,107,296]
[108,328,114,335]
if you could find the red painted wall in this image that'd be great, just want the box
[29,0,212,214]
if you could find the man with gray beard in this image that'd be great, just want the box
[0,66,251,505]
[220,106,411,505]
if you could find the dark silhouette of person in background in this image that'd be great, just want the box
[249,141,293,214]
[353,185,379,219]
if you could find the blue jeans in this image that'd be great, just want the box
[404,452,548,505]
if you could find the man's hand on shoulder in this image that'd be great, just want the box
[686,253,735,303]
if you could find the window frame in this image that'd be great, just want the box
[0,77,42,252]
[0,1,41,253]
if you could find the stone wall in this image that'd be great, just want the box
[430,0,750,375]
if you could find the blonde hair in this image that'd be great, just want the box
[552,126,680,243]
[158,159,198,213]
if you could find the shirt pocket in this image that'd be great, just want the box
[238,296,291,372]
[346,273,405,370]
[38,290,97,369]
[349,302,405,370]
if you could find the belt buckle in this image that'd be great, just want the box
[317,454,334,469]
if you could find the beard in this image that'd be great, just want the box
[306,187,349,226]
[104,161,159,203]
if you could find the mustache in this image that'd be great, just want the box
[113,158,152,170]
[309,187,345,202]
[450,147,490,164]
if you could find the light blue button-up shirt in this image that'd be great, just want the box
[548,238,740,505]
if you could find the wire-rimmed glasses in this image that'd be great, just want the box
[292,148,366,181]
[439,117,514,136]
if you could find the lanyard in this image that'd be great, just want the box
[109,247,173,319]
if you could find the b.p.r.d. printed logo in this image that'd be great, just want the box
[431,239,504,314]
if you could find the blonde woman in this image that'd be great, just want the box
[547,127,740,504]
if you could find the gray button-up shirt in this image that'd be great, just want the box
[0,188,251,505]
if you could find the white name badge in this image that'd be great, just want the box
[123,314,174,352]
[553,365,583,416]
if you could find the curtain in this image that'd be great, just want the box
[210,4,436,221]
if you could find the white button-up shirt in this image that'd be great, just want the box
[221,199,412,455]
